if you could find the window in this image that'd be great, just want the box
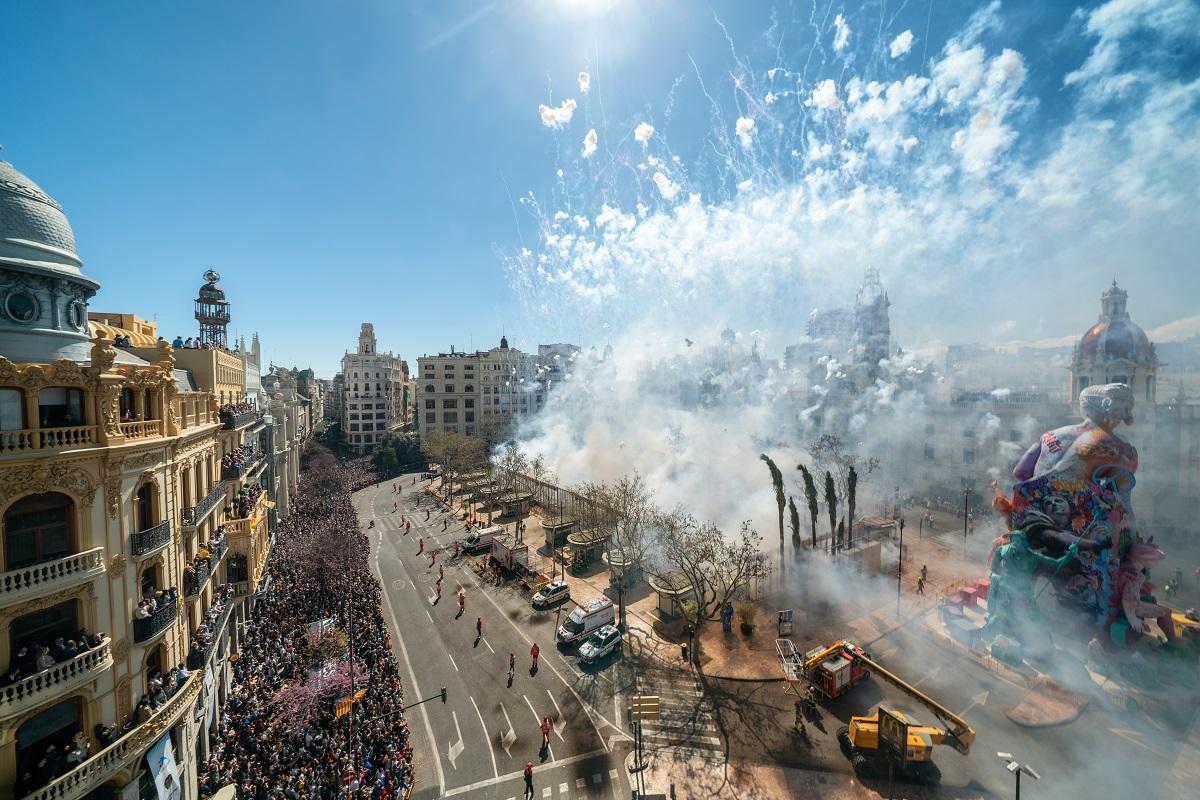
[1010,429,1023,443]
[1146,375,1153,402]
[963,449,975,465]
[442,399,458,409]
[425,400,435,410]
[134,483,155,531]
[962,427,974,439]
[38,387,83,428]
[425,385,435,393]
[464,385,474,393]
[465,426,474,435]
[349,424,359,432]
[445,385,455,393]
[924,423,935,435]
[465,399,474,409]
[376,403,386,410]
[924,444,935,460]
[349,413,359,420]
[425,413,436,424]
[376,413,386,419]
[1111,375,1128,386]
[443,412,458,423]
[4,492,73,570]
[361,423,373,431]
[0,388,24,430]
[465,412,475,423]
[10,600,78,653]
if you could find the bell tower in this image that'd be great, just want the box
[194,269,231,348]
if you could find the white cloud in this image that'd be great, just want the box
[890,30,914,58]
[538,98,578,128]
[634,122,655,144]
[735,116,756,148]
[582,128,598,158]
[833,13,851,53]
[578,71,591,93]
[808,79,841,110]
[652,172,680,200]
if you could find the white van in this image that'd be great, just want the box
[557,597,616,646]
[463,525,503,554]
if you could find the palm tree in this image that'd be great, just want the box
[798,464,819,549]
[760,454,786,576]
[824,471,838,554]
[847,465,858,550]
[788,496,802,556]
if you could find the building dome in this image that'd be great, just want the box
[0,160,77,256]
[197,268,226,302]
[1076,282,1155,366]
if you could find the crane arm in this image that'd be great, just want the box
[853,651,976,755]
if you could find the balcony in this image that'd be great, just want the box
[133,599,177,643]
[220,450,263,481]
[183,562,209,597]
[1,548,106,605]
[182,484,226,527]
[117,419,163,439]
[224,493,268,537]
[189,598,235,670]
[0,426,98,455]
[1,639,112,722]
[19,672,200,800]
[130,520,171,558]
[221,410,258,430]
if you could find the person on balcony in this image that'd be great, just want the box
[0,664,22,686]
[35,646,55,670]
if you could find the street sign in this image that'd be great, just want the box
[630,695,661,721]
[877,707,909,761]
[777,609,794,636]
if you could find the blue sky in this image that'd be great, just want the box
[3,1,1197,375]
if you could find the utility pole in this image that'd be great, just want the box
[896,517,905,620]
[962,486,972,561]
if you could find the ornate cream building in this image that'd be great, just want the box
[0,160,296,800]
[339,323,410,454]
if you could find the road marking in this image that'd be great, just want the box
[956,690,989,717]
[613,697,624,732]
[447,710,464,769]
[546,690,566,741]
[500,702,516,756]
[375,529,447,791]
[425,610,434,624]
[448,652,459,672]
[469,695,499,779]
[524,694,556,762]
[911,665,941,687]
[481,635,496,654]
[542,789,551,798]
[593,773,602,784]
[576,777,586,788]
[558,783,568,794]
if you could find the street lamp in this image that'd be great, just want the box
[996,752,1040,800]
[962,486,973,560]
[895,517,905,620]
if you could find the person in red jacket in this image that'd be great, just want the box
[530,642,540,670]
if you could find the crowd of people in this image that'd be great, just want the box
[2,629,106,687]
[200,448,414,799]
[219,401,256,417]
[170,335,227,350]
[222,443,258,473]
[133,585,178,621]
[183,527,227,594]
[233,484,264,518]
[188,584,234,668]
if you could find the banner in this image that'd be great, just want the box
[146,732,182,800]
[308,616,335,635]
[335,688,367,718]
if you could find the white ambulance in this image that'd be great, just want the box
[556,597,616,646]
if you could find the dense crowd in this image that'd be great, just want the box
[222,443,258,471]
[233,484,264,518]
[188,584,234,668]
[201,449,413,799]
[219,401,256,417]
[133,586,178,621]
[184,526,227,594]
[2,629,105,687]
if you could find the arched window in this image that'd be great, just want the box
[16,698,80,777]
[4,493,74,570]
[0,387,25,430]
[37,387,82,428]
[1146,374,1153,402]
[425,385,435,393]
[135,483,155,531]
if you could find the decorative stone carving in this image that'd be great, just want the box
[0,461,98,510]
[105,462,122,520]
[0,355,92,390]
[112,638,130,662]
[0,583,95,620]
[98,382,121,438]
[116,678,131,716]
[89,334,117,375]
[137,469,159,492]
[109,553,127,578]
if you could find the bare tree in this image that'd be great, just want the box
[798,464,820,549]
[576,472,657,628]
[808,433,879,513]
[760,454,786,577]
[654,510,767,644]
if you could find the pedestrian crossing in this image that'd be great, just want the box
[634,668,723,754]
[499,768,620,799]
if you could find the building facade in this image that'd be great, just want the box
[0,160,303,800]
[339,324,410,454]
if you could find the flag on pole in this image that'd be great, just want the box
[335,689,366,718]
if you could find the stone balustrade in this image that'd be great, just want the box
[0,426,97,455]
[18,673,200,800]
[0,548,106,605]
[117,419,163,439]
[0,639,112,722]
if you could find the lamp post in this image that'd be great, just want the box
[895,517,905,620]
[918,514,924,541]
[996,752,1040,800]
[962,486,973,560]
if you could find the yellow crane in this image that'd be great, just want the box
[834,649,976,784]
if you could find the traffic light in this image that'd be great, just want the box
[440,687,447,704]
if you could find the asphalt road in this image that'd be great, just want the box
[712,606,1186,799]
[356,475,635,800]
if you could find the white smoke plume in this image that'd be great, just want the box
[538,97,577,127]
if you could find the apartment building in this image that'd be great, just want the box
[340,324,410,454]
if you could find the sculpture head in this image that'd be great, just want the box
[1079,383,1135,431]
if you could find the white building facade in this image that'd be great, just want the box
[340,324,409,454]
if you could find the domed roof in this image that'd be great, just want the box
[0,160,77,255]
[1077,282,1155,365]
[197,268,226,301]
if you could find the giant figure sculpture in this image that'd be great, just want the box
[988,383,1172,649]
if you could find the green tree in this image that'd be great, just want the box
[760,454,786,577]
[798,464,820,549]
[824,471,838,554]
[788,496,802,555]
[847,465,858,550]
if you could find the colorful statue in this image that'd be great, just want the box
[1114,541,1176,645]
[986,529,1077,656]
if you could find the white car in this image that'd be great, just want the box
[532,581,570,609]
[578,624,622,665]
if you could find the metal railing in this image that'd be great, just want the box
[18,673,200,800]
[0,425,97,454]
[1,639,112,720]
[1,548,106,604]
[131,520,171,557]
[184,563,210,597]
[133,599,177,642]
[182,484,225,526]
[221,410,258,430]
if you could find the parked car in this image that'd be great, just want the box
[578,624,622,665]
[532,581,570,609]
[557,597,616,646]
